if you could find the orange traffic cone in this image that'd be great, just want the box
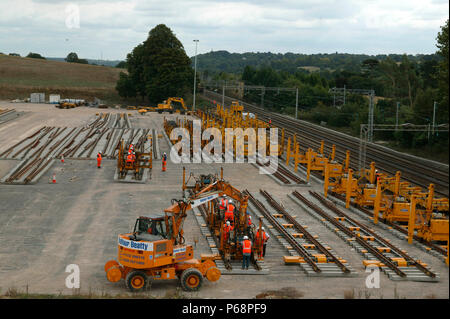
[52,174,56,184]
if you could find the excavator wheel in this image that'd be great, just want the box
[180,268,203,292]
[125,270,148,292]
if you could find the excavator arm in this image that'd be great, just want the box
[164,180,249,244]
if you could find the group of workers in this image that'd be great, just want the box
[218,195,270,270]
[126,144,137,167]
[96,142,168,173]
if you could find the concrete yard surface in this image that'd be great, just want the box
[0,101,448,299]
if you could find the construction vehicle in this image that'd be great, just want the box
[156,97,189,114]
[138,108,147,115]
[230,101,244,117]
[408,184,449,244]
[55,99,86,109]
[117,139,152,180]
[182,168,264,265]
[105,173,254,292]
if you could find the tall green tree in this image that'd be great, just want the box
[26,52,46,60]
[117,24,194,103]
[436,19,449,122]
[65,52,88,64]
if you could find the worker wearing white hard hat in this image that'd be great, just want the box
[242,235,252,270]
[256,227,270,258]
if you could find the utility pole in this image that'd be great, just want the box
[192,39,199,112]
[329,87,375,141]
[432,101,437,135]
[333,88,336,108]
[396,102,400,131]
[295,87,299,119]
[222,85,225,107]
[368,91,374,142]
[343,85,346,105]
[261,87,265,108]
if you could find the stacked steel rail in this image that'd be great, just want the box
[0,113,151,184]
[289,190,439,282]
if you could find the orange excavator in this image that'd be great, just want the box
[156,97,189,114]
[104,180,237,292]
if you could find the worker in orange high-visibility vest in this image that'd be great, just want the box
[246,214,252,234]
[218,196,228,219]
[162,152,167,172]
[126,152,134,166]
[219,197,228,211]
[224,199,235,225]
[223,221,233,243]
[97,152,102,168]
[241,235,252,270]
[256,227,270,257]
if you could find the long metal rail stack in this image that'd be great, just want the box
[0,108,23,125]
[243,189,356,277]
[328,191,448,262]
[289,190,439,282]
[0,113,152,184]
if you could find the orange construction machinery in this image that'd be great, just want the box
[116,139,152,181]
[156,97,189,114]
[104,182,224,292]
[182,168,264,266]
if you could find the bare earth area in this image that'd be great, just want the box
[0,101,448,299]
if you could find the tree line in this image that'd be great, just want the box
[203,20,449,161]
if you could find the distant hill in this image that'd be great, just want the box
[46,57,123,67]
[191,50,440,75]
[0,54,123,102]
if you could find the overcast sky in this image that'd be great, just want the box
[0,0,448,60]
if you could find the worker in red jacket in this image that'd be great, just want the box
[218,196,228,220]
[97,151,102,168]
[241,235,252,270]
[224,199,235,225]
[223,221,233,243]
[126,151,135,166]
[256,227,270,257]
[246,214,252,234]
[162,152,167,172]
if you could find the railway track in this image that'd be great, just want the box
[328,191,448,260]
[255,160,306,185]
[243,189,356,277]
[201,90,449,197]
[289,190,440,282]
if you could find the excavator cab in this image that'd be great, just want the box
[131,215,167,241]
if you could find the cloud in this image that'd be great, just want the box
[0,0,448,60]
